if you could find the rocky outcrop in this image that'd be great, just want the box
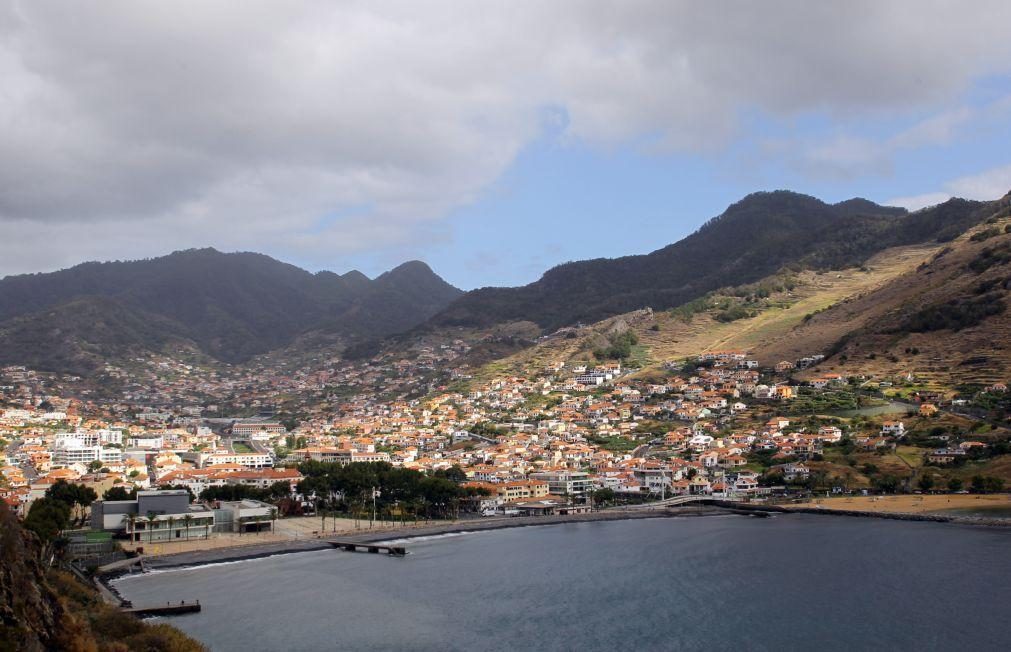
[0,503,77,651]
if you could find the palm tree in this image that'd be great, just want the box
[182,514,193,541]
[166,516,175,542]
[145,511,158,544]
[270,507,278,534]
[126,513,137,543]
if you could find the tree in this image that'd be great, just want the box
[24,497,71,544]
[947,477,964,492]
[917,474,935,492]
[592,488,615,507]
[265,481,292,501]
[970,475,1005,494]
[125,513,137,542]
[103,486,137,501]
[435,465,467,484]
[145,511,159,543]
[161,484,196,502]
[200,484,258,502]
[873,475,900,493]
[182,514,193,541]
[88,460,104,472]
[45,480,97,526]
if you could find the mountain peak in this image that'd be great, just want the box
[377,260,457,289]
[387,260,436,276]
[833,197,906,217]
[0,252,463,371]
[342,269,370,281]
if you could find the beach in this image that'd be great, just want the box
[112,497,1011,572]
[792,493,1011,515]
[136,507,705,570]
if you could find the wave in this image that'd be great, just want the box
[109,550,328,582]
[373,530,492,545]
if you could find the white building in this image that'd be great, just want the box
[529,470,593,498]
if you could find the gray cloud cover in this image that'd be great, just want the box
[2,0,1010,276]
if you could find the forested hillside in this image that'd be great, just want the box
[429,191,988,331]
[0,250,461,373]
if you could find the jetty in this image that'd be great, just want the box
[329,541,407,556]
[121,601,202,617]
[92,555,202,616]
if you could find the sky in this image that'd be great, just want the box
[2,1,1011,290]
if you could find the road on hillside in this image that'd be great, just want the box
[4,438,40,482]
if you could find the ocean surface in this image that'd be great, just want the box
[114,515,1011,651]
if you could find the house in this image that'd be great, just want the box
[817,426,843,442]
[881,421,905,436]
[918,403,939,417]
[505,498,590,516]
[927,449,965,465]
[773,385,794,400]
[721,454,747,468]
[734,475,759,493]
[778,463,810,482]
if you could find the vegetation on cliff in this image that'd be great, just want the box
[0,502,205,652]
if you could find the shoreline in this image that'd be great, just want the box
[117,501,1011,575]
[133,507,712,571]
[714,500,1011,528]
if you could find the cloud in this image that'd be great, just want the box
[777,99,1007,181]
[2,1,1011,276]
[885,192,958,212]
[887,163,1011,210]
[948,163,1011,199]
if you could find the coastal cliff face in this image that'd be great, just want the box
[0,502,77,651]
[0,502,205,651]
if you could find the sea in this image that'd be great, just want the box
[113,514,1011,651]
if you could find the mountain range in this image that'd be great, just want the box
[428,191,986,330]
[0,249,461,373]
[0,190,1000,374]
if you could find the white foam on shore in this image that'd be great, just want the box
[373,530,492,545]
[110,550,329,583]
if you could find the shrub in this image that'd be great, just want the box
[969,242,1011,273]
[970,227,1001,242]
[593,331,639,360]
[898,293,1006,333]
[715,305,754,323]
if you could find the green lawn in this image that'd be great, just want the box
[232,441,255,454]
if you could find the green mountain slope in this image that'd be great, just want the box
[429,191,988,331]
[0,249,461,371]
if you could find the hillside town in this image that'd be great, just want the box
[5,335,1009,547]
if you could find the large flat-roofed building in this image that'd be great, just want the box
[212,499,276,534]
[529,470,593,498]
[290,447,391,465]
[91,489,214,542]
[231,421,286,437]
